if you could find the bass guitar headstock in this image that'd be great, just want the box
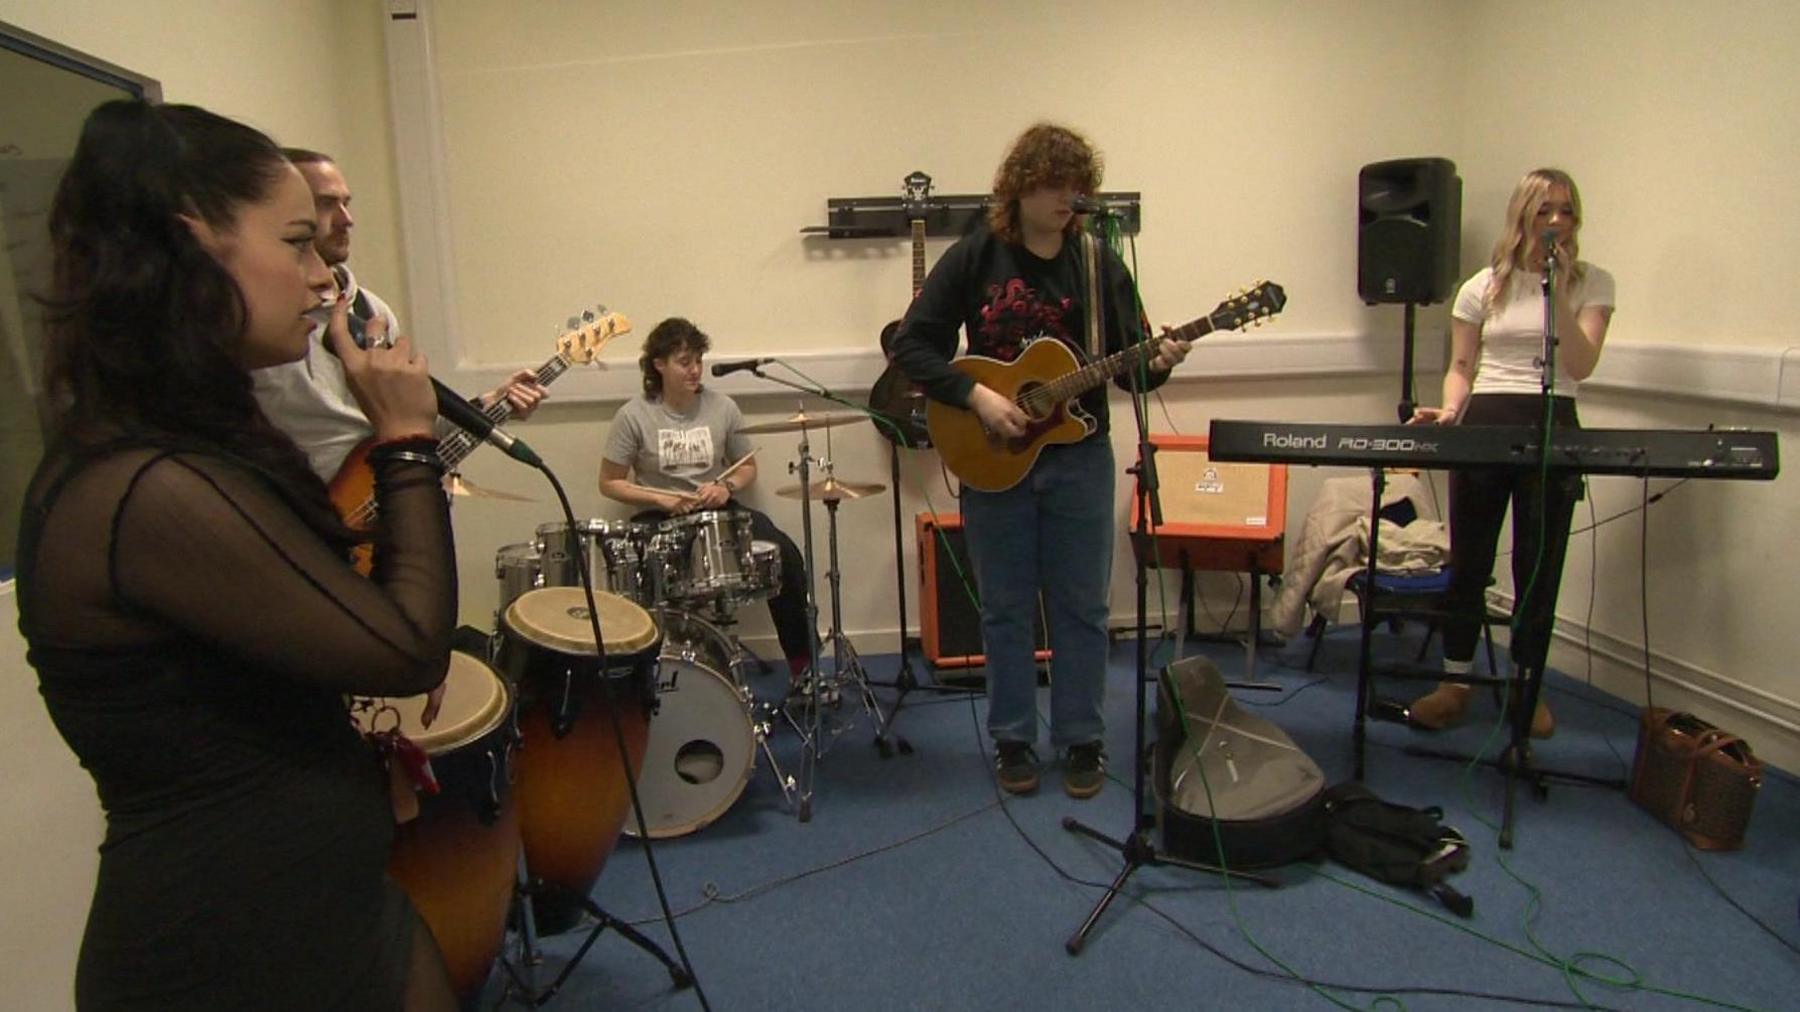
[557,306,632,364]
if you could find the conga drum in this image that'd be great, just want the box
[494,586,660,933]
[352,651,519,1004]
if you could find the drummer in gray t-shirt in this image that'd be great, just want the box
[600,318,816,688]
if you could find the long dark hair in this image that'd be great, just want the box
[41,100,349,543]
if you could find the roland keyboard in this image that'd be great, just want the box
[1207,419,1780,480]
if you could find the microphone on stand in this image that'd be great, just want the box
[710,357,774,377]
[1541,230,1560,266]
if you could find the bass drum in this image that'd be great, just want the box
[624,609,756,839]
[494,587,660,934]
[351,652,519,1005]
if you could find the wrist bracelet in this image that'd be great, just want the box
[370,448,446,472]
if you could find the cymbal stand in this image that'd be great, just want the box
[783,409,825,823]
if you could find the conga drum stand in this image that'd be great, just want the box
[502,863,692,1004]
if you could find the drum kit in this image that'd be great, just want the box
[343,406,899,1001]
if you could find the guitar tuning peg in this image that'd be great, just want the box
[593,303,608,315]
[581,309,596,323]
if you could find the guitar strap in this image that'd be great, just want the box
[1081,232,1102,361]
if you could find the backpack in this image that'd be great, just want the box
[1321,781,1474,917]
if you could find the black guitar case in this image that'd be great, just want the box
[1154,655,1327,869]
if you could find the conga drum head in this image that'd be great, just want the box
[350,651,519,1005]
[503,586,658,657]
[367,651,510,754]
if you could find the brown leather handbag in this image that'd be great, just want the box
[1628,708,1763,850]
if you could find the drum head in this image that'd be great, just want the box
[355,651,508,755]
[624,663,755,839]
[504,586,658,656]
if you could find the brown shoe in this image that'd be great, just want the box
[1408,682,1473,730]
[1527,699,1555,739]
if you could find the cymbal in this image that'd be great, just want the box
[739,410,860,435]
[774,477,886,502]
[446,474,536,503]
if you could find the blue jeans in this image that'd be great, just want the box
[960,437,1116,751]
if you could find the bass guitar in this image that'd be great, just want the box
[925,282,1285,492]
[330,307,630,574]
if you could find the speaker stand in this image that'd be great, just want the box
[1398,301,1419,423]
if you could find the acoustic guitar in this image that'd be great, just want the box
[925,282,1285,492]
[330,308,630,574]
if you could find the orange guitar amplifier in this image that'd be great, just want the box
[916,513,1051,670]
[1130,435,1286,573]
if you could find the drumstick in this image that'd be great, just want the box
[713,448,758,486]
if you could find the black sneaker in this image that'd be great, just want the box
[994,742,1039,795]
[1064,742,1106,799]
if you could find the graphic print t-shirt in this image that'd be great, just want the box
[603,390,752,494]
[888,223,1157,439]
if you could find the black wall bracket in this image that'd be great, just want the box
[802,190,1142,239]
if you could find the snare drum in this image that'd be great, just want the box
[494,542,542,617]
[625,610,756,838]
[654,510,755,603]
[352,652,519,1004]
[536,520,652,602]
[494,586,661,933]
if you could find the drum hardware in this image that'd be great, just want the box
[771,411,894,765]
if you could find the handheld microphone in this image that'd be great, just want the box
[431,378,542,467]
[310,304,541,467]
[710,357,774,377]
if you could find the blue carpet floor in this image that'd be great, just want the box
[480,628,1800,1011]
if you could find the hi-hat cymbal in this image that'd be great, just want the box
[446,474,536,503]
[774,477,886,502]
[739,410,860,435]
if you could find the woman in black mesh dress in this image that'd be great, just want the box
[17,100,459,1010]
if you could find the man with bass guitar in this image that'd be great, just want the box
[889,122,1192,799]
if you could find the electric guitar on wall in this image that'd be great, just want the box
[925,282,1286,492]
[330,307,631,574]
[873,171,935,447]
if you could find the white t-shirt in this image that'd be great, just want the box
[251,265,400,482]
[1451,263,1616,396]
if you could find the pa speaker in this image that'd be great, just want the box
[916,513,1050,671]
[1358,157,1461,305]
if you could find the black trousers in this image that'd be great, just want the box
[634,503,815,674]
[1442,394,1584,673]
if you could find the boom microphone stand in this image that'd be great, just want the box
[1062,224,1273,954]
